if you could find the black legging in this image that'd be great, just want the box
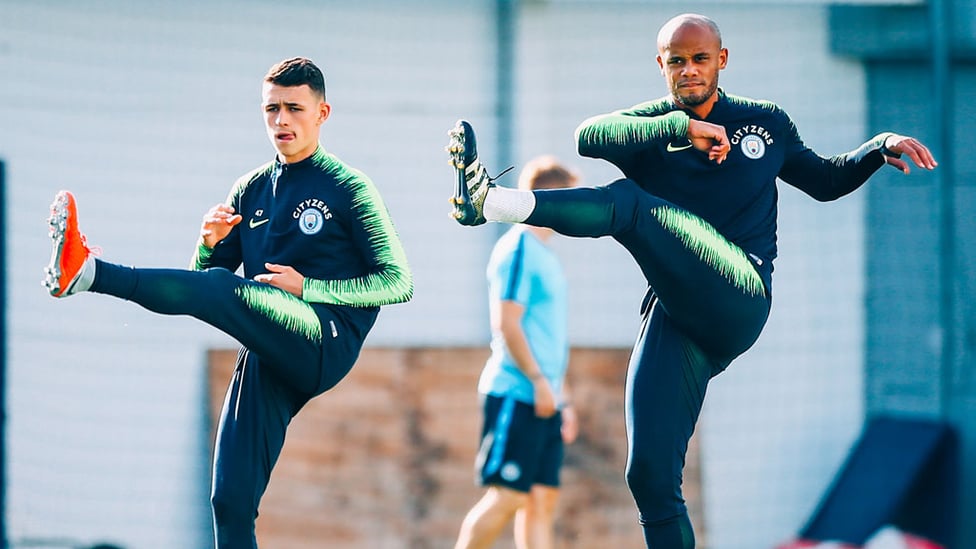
[526,178,771,548]
[89,262,369,548]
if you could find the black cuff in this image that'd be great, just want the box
[880,134,902,159]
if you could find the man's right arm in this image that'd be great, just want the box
[189,206,242,271]
[494,299,558,418]
[575,104,690,165]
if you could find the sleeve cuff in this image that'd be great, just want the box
[879,133,902,159]
[191,240,214,270]
[850,132,897,162]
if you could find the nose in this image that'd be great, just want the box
[275,110,289,127]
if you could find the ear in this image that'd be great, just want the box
[656,54,665,74]
[318,102,332,125]
[718,47,729,70]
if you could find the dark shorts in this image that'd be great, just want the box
[475,394,564,493]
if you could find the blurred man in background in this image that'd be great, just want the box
[454,156,580,549]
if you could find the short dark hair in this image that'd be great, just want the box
[264,57,327,101]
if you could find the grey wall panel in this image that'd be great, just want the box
[831,1,976,58]
[947,64,976,549]
[833,7,976,542]
[862,47,976,549]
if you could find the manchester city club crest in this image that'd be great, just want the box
[292,198,333,235]
[298,207,324,235]
[741,134,766,159]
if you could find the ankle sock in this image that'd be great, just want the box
[484,186,535,223]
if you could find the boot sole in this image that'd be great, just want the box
[447,124,478,224]
[43,193,70,296]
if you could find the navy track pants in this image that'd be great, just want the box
[526,179,772,548]
[90,263,370,548]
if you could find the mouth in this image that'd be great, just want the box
[275,131,295,142]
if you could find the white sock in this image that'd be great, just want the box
[484,186,536,223]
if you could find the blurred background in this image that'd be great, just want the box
[0,0,972,548]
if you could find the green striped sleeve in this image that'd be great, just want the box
[189,240,214,271]
[576,107,689,159]
[302,165,413,308]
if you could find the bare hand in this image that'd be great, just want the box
[254,263,305,298]
[200,204,242,248]
[560,405,579,444]
[688,119,730,164]
[882,134,938,174]
[533,379,558,418]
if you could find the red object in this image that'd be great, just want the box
[903,532,944,549]
[775,531,944,549]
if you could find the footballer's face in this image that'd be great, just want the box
[262,82,330,164]
[656,22,727,118]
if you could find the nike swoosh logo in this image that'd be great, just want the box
[666,142,693,153]
[249,218,270,229]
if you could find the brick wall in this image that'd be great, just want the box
[208,347,705,548]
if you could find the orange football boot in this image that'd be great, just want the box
[44,190,96,297]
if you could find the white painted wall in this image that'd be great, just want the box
[1,1,870,548]
[1,1,495,547]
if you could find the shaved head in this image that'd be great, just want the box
[657,13,722,52]
[655,13,727,117]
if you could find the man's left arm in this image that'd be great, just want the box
[259,178,413,306]
[779,117,937,201]
[307,177,413,306]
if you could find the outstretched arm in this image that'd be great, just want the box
[781,127,937,202]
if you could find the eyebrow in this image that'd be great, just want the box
[669,51,710,60]
[264,101,304,109]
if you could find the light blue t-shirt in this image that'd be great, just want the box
[479,226,569,405]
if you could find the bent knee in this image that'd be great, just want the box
[625,456,685,521]
[211,485,256,526]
